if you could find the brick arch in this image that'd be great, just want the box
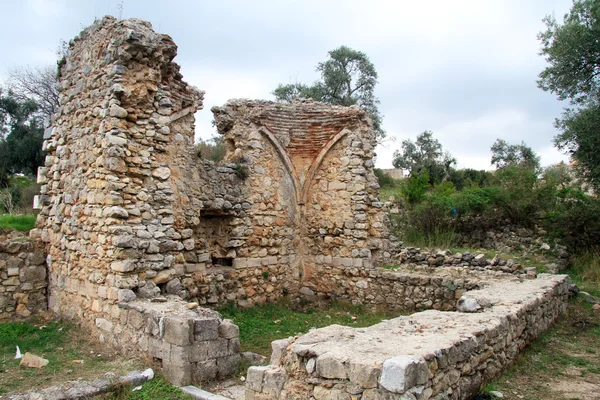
[258,127,302,204]
[300,128,351,204]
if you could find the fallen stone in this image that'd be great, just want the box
[19,352,49,368]
[579,291,599,304]
[241,351,268,366]
[592,304,600,313]
[457,296,481,312]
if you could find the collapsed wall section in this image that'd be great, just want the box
[0,232,47,321]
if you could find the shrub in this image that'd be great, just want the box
[196,135,226,162]
[401,171,430,205]
[374,168,400,188]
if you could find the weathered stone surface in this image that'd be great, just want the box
[249,275,570,399]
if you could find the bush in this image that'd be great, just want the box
[544,187,600,251]
[196,135,226,162]
[401,172,430,205]
[374,168,400,188]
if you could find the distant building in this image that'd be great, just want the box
[380,168,405,180]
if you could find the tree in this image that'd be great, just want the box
[0,89,44,175]
[538,0,600,192]
[273,46,385,138]
[7,65,59,121]
[392,130,456,183]
[490,139,540,170]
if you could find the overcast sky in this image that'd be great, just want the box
[0,0,574,170]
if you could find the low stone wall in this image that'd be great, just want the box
[395,248,534,276]
[0,233,47,320]
[94,298,240,386]
[302,263,482,312]
[246,274,569,400]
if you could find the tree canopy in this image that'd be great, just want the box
[392,130,456,184]
[538,0,600,192]
[273,46,384,139]
[0,89,45,176]
[490,139,540,170]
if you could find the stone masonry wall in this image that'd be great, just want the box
[0,231,47,321]
[35,15,399,386]
[95,298,240,386]
[34,16,242,386]
[212,100,399,306]
[246,274,570,400]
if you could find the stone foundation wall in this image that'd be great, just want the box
[300,263,482,312]
[95,298,240,385]
[0,232,47,320]
[246,274,570,400]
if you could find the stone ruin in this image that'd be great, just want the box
[0,16,572,399]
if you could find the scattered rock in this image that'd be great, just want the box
[19,352,49,368]
[457,296,481,313]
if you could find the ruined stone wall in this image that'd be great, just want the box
[37,15,204,321]
[35,15,400,386]
[0,232,47,320]
[304,265,481,312]
[246,274,570,400]
[212,100,398,305]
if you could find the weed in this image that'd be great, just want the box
[0,214,36,231]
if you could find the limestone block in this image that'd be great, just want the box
[316,353,347,379]
[246,366,266,392]
[218,319,239,339]
[347,361,381,389]
[270,338,290,366]
[163,317,192,346]
[194,318,220,341]
[379,356,428,394]
[262,368,288,399]
[192,359,217,382]
[109,104,128,118]
[19,266,46,283]
[217,353,241,378]
[118,289,137,302]
[152,167,171,180]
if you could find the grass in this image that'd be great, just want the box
[102,376,192,400]
[401,227,456,249]
[219,300,396,356]
[0,318,145,395]
[571,250,600,285]
[0,214,36,231]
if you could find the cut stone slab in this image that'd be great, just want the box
[180,386,232,400]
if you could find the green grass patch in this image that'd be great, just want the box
[571,250,600,287]
[0,320,145,395]
[219,300,397,356]
[0,214,36,231]
[106,376,192,400]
